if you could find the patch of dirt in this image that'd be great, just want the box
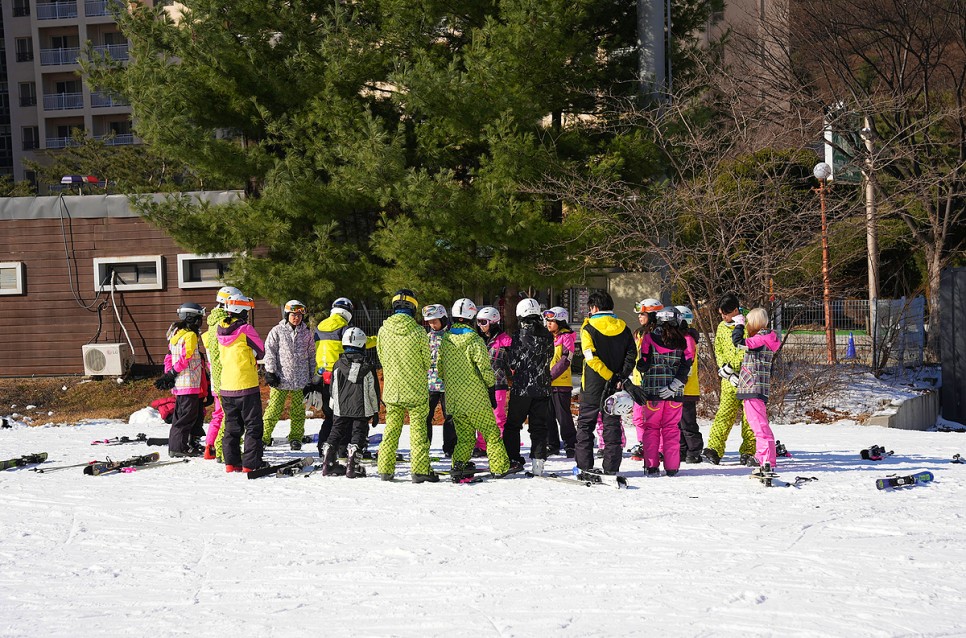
[0,377,163,425]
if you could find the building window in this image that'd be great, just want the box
[177,253,234,289]
[0,262,26,296]
[93,256,164,292]
[15,38,33,63]
[13,0,31,17]
[19,82,37,107]
[22,126,39,150]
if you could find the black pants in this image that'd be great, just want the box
[679,400,703,456]
[575,393,623,473]
[502,395,552,462]
[549,388,577,452]
[222,393,264,469]
[426,392,458,456]
[169,394,204,454]
[328,415,369,450]
[317,382,335,448]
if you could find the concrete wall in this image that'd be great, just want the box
[865,391,940,431]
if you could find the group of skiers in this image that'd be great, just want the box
[156,285,782,481]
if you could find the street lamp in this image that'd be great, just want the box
[813,162,836,364]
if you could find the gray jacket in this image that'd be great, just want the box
[263,319,315,391]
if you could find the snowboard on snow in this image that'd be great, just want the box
[876,471,934,490]
[1,452,48,470]
[572,467,627,489]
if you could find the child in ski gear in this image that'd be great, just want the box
[544,307,577,457]
[422,304,458,457]
[217,292,265,473]
[313,297,357,454]
[575,291,636,474]
[262,300,315,450]
[502,298,555,474]
[475,305,511,452]
[632,307,694,476]
[376,289,435,482]
[438,298,511,482]
[205,286,239,460]
[675,305,704,463]
[732,308,782,468]
[704,293,756,465]
[158,302,209,457]
[321,327,381,478]
[629,298,662,460]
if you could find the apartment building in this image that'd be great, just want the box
[0,0,147,183]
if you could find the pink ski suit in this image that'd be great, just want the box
[477,331,512,451]
[733,327,782,467]
[636,332,694,473]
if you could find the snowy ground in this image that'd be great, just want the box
[2,414,965,637]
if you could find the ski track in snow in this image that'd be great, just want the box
[1,418,965,637]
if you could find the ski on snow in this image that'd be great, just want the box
[91,433,147,446]
[246,457,314,480]
[1,452,48,470]
[83,453,160,476]
[120,459,190,473]
[572,467,627,489]
[525,471,597,487]
[876,471,934,490]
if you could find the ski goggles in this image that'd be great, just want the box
[634,301,663,314]
[542,310,560,321]
[285,305,306,315]
[476,318,492,328]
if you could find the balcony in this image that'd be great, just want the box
[39,47,80,66]
[96,133,135,146]
[45,136,82,149]
[90,92,129,108]
[36,2,78,20]
[91,43,129,61]
[85,0,123,16]
[43,92,84,110]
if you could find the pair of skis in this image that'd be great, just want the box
[526,467,627,489]
[1,452,48,470]
[84,452,162,475]
[91,433,147,446]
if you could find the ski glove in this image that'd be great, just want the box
[733,314,745,326]
[658,378,685,399]
[488,387,498,409]
[264,371,281,388]
[154,371,177,391]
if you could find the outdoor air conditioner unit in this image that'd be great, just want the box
[82,343,134,377]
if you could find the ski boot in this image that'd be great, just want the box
[450,461,475,483]
[531,458,546,477]
[203,445,216,460]
[684,452,702,464]
[628,443,645,461]
[290,439,302,451]
[320,443,347,476]
[345,444,366,478]
[702,447,721,465]
[595,448,605,459]
[411,470,440,484]
[740,453,760,467]
[644,466,660,476]
[666,469,679,477]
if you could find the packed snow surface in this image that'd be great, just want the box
[2,417,965,637]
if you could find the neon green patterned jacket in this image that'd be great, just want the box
[437,324,495,415]
[376,313,431,405]
[202,307,228,393]
[714,320,745,371]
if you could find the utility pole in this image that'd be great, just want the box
[637,0,666,101]
[862,116,880,365]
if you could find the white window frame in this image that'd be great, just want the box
[93,255,164,292]
[177,253,234,289]
[0,261,25,295]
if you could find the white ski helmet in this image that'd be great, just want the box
[341,326,367,349]
[603,390,634,417]
[451,298,478,321]
[330,297,353,322]
[283,299,306,319]
[216,286,243,307]
[516,297,542,319]
[476,306,501,325]
[542,306,569,323]
[675,305,694,324]
[421,304,447,321]
[634,298,663,314]
[656,307,681,326]
[224,292,255,316]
